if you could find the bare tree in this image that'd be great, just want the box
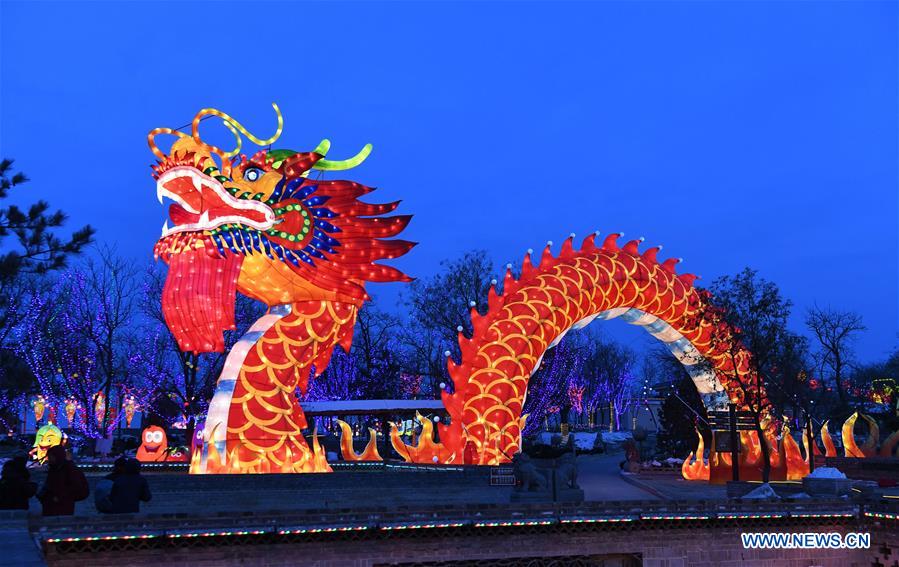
[805,306,866,407]
[67,246,139,436]
[694,268,802,482]
[401,250,495,394]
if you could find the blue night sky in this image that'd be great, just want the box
[1,1,896,362]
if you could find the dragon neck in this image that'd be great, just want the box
[201,300,357,473]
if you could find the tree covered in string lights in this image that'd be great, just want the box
[0,159,94,432]
[521,340,582,436]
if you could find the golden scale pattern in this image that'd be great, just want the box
[221,301,357,473]
[448,235,765,465]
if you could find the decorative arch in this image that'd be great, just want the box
[433,232,769,465]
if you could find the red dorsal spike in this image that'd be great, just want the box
[502,265,516,295]
[661,257,682,274]
[540,242,554,266]
[560,234,576,258]
[678,273,699,287]
[623,237,644,255]
[602,232,624,252]
[580,232,599,253]
[521,250,536,278]
[642,245,662,264]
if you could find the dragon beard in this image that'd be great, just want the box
[160,236,243,353]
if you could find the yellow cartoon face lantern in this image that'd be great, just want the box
[31,423,63,463]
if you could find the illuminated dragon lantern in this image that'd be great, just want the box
[149,104,414,473]
[150,104,776,474]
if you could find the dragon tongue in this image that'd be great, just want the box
[161,245,242,353]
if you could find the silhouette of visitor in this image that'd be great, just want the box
[107,458,151,514]
[38,445,89,516]
[0,455,37,510]
[94,456,127,513]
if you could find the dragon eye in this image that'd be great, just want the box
[243,168,263,182]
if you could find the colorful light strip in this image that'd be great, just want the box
[561,517,636,524]
[380,522,466,530]
[716,513,785,519]
[473,519,555,528]
[790,513,856,519]
[641,515,710,521]
[43,507,882,546]
[277,526,369,534]
[865,512,898,521]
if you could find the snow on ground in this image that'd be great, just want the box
[536,430,632,449]
[742,483,780,499]
[806,467,847,479]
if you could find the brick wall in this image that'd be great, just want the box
[36,500,899,567]
[41,522,889,567]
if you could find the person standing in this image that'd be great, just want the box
[0,455,37,510]
[37,445,89,516]
[94,456,126,513]
[108,458,151,514]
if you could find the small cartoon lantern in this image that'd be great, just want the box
[94,392,106,425]
[136,425,168,462]
[166,446,191,463]
[31,423,63,463]
[32,395,46,423]
[123,396,137,427]
[64,399,78,425]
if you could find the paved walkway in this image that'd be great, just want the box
[577,453,660,501]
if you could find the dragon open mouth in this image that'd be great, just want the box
[154,165,253,354]
[156,166,276,238]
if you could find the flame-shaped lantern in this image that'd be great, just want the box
[199,424,332,474]
[337,419,381,461]
[389,412,457,464]
[685,412,898,483]
[681,428,710,481]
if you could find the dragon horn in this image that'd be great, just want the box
[313,143,372,171]
[312,139,331,156]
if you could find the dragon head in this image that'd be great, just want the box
[150,105,414,353]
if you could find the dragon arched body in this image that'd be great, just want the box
[150,105,768,473]
[435,234,768,465]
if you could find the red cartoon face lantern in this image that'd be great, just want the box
[167,446,191,463]
[136,426,168,462]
